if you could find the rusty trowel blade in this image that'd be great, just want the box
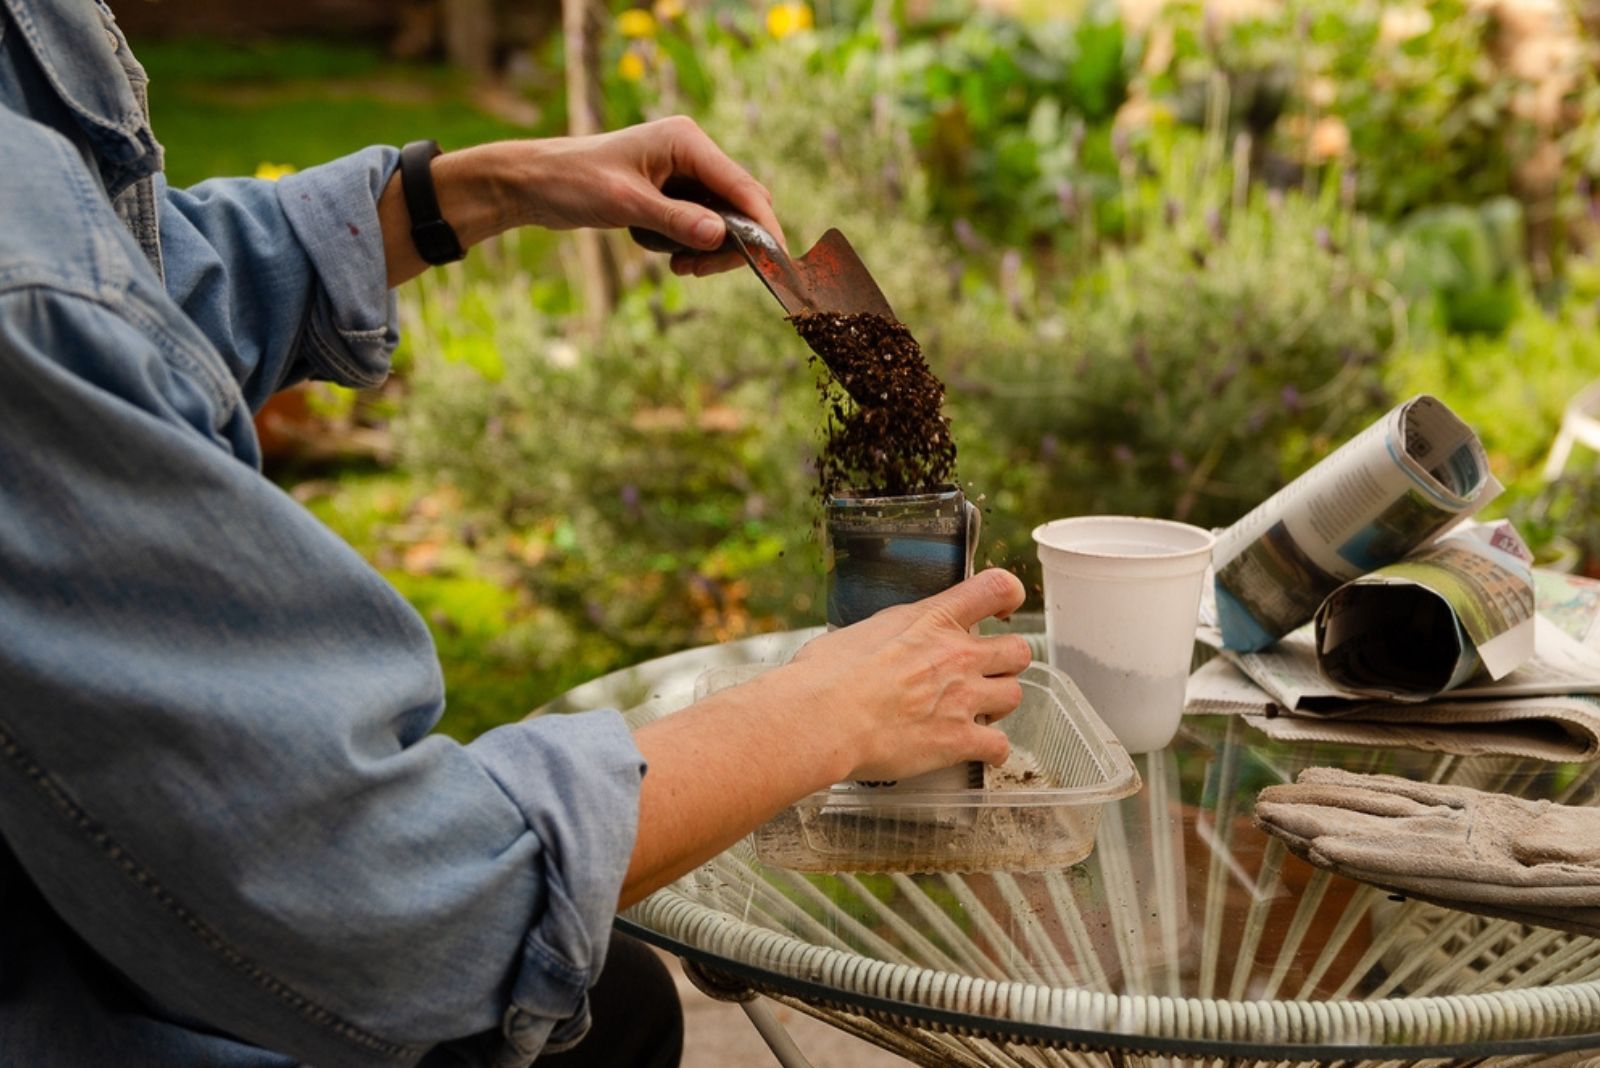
[795,229,897,320]
[734,227,896,321]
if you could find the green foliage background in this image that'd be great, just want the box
[140,2,1600,739]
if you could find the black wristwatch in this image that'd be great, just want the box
[399,140,465,265]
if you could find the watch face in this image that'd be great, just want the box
[413,218,464,264]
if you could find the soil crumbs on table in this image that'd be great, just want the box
[789,311,956,497]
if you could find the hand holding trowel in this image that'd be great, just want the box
[630,177,898,403]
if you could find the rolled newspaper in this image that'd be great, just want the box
[1312,522,1536,700]
[1213,395,1501,652]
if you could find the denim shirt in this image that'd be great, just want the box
[0,3,646,1066]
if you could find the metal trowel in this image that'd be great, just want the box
[628,178,897,321]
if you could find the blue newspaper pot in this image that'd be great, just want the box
[824,484,981,629]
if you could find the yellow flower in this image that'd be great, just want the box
[653,0,684,20]
[765,2,813,38]
[1379,7,1432,46]
[1309,116,1350,162]
[617,50,647,82]
[616,8,657,38]
[253,162,297,181]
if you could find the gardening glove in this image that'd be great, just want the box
[1254,766,1600,937]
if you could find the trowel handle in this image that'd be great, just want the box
[628,177,781,258]
[629,226,697,255]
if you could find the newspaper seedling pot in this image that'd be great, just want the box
[824,485,979,628]
[1211,395,1498,652]
[823,485,984,796]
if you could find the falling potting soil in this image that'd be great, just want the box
[789,311,956,497]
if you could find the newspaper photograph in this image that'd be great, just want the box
[1212,395,1501,652]
[1311,523,1536,700]
[1534,569,1600,652]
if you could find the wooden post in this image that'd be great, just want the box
[442,0,496,79]
[563,0,620,333]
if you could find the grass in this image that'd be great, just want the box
[140,36,568,290]
[138,38,560,186]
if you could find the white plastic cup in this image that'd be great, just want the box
[1031,516,1216,754]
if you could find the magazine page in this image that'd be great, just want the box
[1534,569,1600,651]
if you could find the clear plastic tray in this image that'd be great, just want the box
[696,660,1142,873]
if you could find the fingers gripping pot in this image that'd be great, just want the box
[825,484,984,793]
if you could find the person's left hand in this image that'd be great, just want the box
[506,116,786,277]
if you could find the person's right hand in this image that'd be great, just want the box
[623,567,1029,905]
[783,568,1031,782]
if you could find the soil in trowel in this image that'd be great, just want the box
[789,311,957,497]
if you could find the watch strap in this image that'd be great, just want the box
[399,140,465,265]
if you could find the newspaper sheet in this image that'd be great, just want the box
[1215,612,1600,712]
[1212,395,1501,652]
[1310,523,1536,700]
[1187,569,1600,761]
[1185,657,1600,762]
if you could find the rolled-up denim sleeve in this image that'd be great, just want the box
[0,279,644,1067]
[156,146,400,409]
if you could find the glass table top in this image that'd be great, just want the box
[535,628,1600,1062]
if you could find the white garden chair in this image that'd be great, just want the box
[1542,379,1600,481]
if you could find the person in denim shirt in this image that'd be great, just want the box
[0,1,1034,1065]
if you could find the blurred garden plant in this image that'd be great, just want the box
[399,240,823,665]
[955,125,1396,586]
[1387,288,1600,502]
[1141,0,1600,285]
[881,7,1135,249]
[395,34,1397,686]
[246,0,1600,738]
